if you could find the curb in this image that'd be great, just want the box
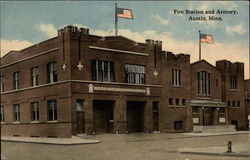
[180,151,249,158]
[1,138,101,145]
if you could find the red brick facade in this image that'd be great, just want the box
[0,26,248,138]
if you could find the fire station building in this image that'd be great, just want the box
[0,26,247,138]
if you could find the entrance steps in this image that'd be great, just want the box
[193,125,236,133]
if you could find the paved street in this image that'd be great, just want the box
[1,132,249,160]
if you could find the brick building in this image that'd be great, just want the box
[0,25,248,138]
[245,79,250,127]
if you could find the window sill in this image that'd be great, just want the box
[13,122,21,124]
[1,122,5,124]
[171,85,182,87]
[197,94,211,97]
[30,121,39,123]
[229,89,239,92]
[47,121,58,123]
[169,106,187,108]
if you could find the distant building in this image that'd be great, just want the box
[0,25,248,138]
[244,79,250,127]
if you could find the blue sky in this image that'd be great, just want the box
[1,1,249,78]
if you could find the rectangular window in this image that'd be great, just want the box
[91,60,115,82]
[219,108,225,114]
[182,99,186,106]
[31,67,39,86]
[174,121,183,130]
[13,72,20,89]
[13,104,20,122]
[228,101,231,107]
[48,100,57,121]
[237,101,240,107]
[232,101,236,107]
[0,76,4,92]
[197,71,210,95]
[175,98,180,106]
[192,107,198,113]
[76,99,84,111]
[125,64,145,84]
[169,98,173,105]
[47,62,57,83]
[172,69,181,86]
[230,75,237,89]
[31,102,39,121]
[0,106,4,122]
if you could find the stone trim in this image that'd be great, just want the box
[1,80,162,95]
[0,48,59,68]
[89,46,149,56]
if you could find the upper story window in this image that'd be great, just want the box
[31,102,39,121]
[0,106,4,123]
[169,98,173,105]
[48,100,57,121]
[76,99,84,111]
[197,71,210,95]
[0,76,4,92]
[125,64,145,84]
[47,62,57,83]
[182,99,186,106]
[230,75,237,89]
[13,72,20,90]
[13,104,20,122]
[172,69,181,86]
[175,98,180,106]
[31,67,39,86]
[91,60,115,82]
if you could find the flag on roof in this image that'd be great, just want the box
[116,8,133,19]
[200,34,214,43]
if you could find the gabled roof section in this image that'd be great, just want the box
[191,59,221,72]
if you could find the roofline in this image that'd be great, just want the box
[191,59,221,72]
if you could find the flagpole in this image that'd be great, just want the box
[199,30,201,61]
[115,3,118,36]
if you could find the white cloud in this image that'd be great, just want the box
[38,24,57,38]
[151,15,169,25]
[225,24,246,35]
[0,39,33,57]
[3,23,249,78]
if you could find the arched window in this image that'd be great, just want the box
[197,71,210,95]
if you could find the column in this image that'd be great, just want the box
[144,101,153,132]
[214,108,219,125]
[85,98,93,135]
[186,106,193,131]
[200,106,205,126]
[114,98,127,133]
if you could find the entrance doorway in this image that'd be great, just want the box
[127,101,146,133]
[203,107,215,126]
[93,100,114,133]
[76,99,85,134]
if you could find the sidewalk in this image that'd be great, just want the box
[180,131,249,137]
[179,144,249,158]
[1,136,101,145]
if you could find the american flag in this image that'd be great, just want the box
[116,8,133,19]
[200,34,213,43]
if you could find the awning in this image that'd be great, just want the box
[188,99,226,107]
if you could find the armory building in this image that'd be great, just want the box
[0,26,248,138]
